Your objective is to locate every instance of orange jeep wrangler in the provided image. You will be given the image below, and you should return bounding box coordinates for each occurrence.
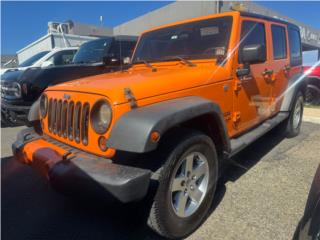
[13,11,306,239]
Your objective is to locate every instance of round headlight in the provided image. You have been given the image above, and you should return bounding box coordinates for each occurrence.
[40,94,48,117]
[90,99,112,134]
[12,82,21,98]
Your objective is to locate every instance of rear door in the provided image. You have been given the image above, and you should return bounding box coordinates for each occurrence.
[269,22,290,113]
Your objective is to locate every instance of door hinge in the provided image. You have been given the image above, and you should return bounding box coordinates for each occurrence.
[234,80,242,92]
[124,87,137,109]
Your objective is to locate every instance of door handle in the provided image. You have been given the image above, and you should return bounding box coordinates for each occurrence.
[262,69,274,75]
[283,65,291,72]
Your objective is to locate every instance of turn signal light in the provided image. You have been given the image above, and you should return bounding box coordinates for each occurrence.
[98,136,108,152]
[150,131,160,142]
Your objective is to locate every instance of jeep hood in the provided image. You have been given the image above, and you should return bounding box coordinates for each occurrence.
[47,64,225,105]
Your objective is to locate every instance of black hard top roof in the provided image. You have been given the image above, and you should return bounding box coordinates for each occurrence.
[239,11,300,31]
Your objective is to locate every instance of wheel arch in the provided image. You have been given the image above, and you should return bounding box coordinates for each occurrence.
[280,72,307,112]
[107,96,231,154]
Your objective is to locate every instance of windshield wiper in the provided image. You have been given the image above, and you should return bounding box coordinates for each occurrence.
[169,56,196,67]
[134,60,157,72]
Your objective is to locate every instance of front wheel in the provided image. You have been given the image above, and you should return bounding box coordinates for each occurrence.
[147,130,218,239]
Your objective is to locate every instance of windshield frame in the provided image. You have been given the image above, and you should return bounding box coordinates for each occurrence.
[131,16,233,64]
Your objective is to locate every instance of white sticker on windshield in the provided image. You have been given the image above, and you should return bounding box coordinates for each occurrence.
[200,26,219,36]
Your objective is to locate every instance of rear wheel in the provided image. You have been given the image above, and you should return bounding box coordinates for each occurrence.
[282,91,304,138]
[147,130,218,239]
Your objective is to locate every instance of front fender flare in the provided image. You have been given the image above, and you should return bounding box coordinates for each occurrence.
[107,96,230,153]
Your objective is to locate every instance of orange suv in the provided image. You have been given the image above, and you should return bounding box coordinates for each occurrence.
[13,11,306,239]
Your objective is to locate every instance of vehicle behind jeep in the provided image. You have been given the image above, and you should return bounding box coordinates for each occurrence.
[304,63,320,105]
[1,36,137,126]
[13,11,306,239]
[0,48,77,75]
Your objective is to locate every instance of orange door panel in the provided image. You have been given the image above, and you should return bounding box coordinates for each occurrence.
[268,22,290,113]
[234,18,273,134]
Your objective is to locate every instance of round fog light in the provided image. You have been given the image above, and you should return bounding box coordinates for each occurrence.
[98,136,108,152]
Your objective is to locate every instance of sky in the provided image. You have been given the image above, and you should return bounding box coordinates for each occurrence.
[1,1,320,55]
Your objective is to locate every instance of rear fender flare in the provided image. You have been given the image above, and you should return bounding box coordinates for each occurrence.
[280,73,307,112]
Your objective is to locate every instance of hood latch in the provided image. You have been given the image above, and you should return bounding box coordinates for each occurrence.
[124,87,137,109]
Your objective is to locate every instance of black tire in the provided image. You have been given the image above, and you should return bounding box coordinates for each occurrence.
[147,129,218,239]
[282,91,304,138]
[306,84,320,106]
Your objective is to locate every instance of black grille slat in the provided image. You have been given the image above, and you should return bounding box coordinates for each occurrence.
[74,102,82,143]
[57,100,62,136]
[48,99,53,132]
[68,101,74,141]
[81,103,90,146]
[52,99,57,134]
[61,101,68,138]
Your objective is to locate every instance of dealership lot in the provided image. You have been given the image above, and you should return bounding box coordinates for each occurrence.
[2,120,320,240]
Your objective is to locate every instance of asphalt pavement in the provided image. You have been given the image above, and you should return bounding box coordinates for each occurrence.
[1,120,320,240]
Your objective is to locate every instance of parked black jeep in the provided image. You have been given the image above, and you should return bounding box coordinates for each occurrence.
[1,36,137,126]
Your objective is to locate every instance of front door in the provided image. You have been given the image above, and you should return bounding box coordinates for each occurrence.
[233,18,273,134]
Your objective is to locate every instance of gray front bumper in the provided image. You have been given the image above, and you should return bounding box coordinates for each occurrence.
[12,128,151,203]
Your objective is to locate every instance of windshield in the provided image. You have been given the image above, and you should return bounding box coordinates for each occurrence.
[18,51,50,67]
[132,16,233,63]
[73,38,113,64]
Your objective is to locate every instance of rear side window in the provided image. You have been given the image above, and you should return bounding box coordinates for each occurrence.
[109,40,137,59]
[239,21,266,63]
[288,28,302,66]
[271,25,287,59]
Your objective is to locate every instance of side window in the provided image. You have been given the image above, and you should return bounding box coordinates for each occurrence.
[239,21,266,63]
[271,25,287,59]
[123,41,137,58]
[47,50,76,66]
[108,41,136,59]
[288,28,302,66]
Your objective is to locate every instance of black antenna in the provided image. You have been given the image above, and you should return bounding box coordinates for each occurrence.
[119,36,123,71]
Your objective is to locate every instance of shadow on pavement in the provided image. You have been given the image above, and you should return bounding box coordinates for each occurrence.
[2,124,312,240]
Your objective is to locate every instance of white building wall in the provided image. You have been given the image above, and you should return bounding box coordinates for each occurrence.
[113,1,219,36]
[17,34,53,63]
[17,33,98,64]
[52,33,97,49]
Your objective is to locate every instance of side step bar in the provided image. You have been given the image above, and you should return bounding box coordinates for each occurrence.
[229,112,289,157]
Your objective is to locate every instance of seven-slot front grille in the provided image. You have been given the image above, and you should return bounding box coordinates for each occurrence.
[47,98,90,146]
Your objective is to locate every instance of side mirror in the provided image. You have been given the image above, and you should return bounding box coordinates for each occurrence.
[241,44,266,64]
[103,56,121,66]
[41,61,53,68]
